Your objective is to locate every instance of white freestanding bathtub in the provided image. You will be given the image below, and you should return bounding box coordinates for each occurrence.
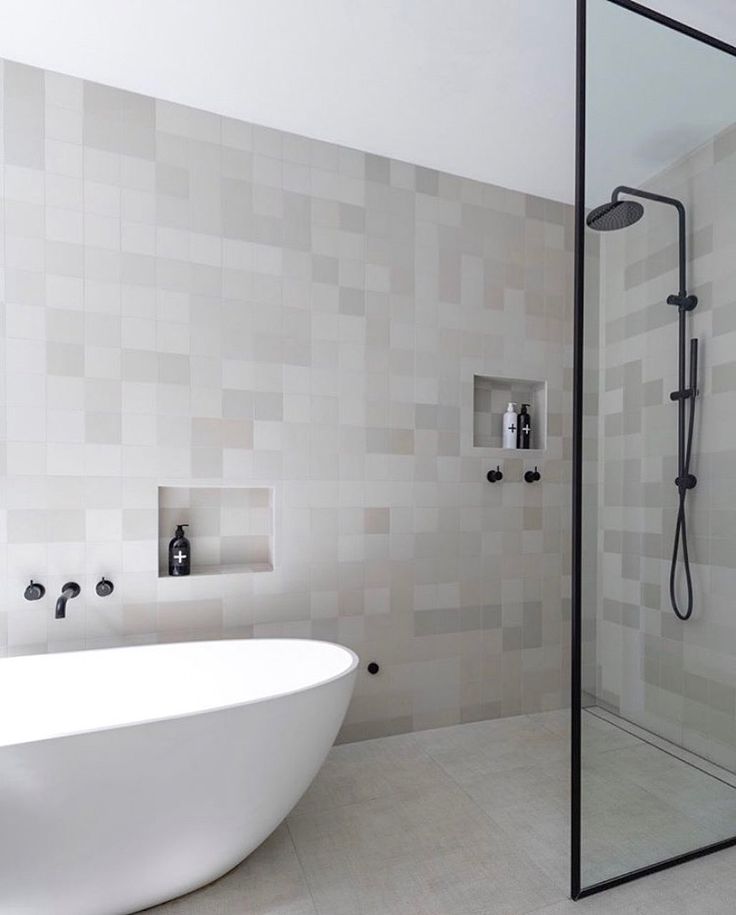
[0,638,358,915]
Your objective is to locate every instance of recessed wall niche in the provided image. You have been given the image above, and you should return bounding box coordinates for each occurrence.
[158,486,274,578]
[473,374,547,451]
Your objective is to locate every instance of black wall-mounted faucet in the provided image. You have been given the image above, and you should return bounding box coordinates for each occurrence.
[55,582,80,619]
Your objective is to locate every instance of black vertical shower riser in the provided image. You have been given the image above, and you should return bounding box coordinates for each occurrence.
[657,189,699,622]
[586,183,699,621]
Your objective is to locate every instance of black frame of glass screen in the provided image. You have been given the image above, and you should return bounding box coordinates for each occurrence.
[572,0,736,900]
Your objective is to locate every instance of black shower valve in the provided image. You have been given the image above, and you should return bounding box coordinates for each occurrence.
[486,465,503,483]
[24,580,45,601]
[524,466,541,483]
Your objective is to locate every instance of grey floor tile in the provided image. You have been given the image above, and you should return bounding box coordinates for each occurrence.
[141,824,317,914]
[416,714,569,783]
[141,710,736,915]
[481,793,570,893]
[527,708,570,737]
[292,730,446,817]
[287,780,563,915]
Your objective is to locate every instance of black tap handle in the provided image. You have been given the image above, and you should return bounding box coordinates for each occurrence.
[24,580,45,601]
[96,578,114,598]
[524,466,541,483]
[486,465,503,483]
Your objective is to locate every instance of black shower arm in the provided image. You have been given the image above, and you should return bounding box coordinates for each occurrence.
[611,185,687,296]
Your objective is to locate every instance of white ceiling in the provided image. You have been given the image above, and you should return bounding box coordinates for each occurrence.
[0,1,735,203]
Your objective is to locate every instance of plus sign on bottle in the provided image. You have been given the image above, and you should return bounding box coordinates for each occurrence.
[168,524,191,576]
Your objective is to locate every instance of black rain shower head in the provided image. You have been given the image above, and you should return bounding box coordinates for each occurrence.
[586,199,645,231]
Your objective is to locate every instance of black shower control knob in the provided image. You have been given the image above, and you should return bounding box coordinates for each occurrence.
[96,578,114,597]
[486,466,503,483]
[524,466,541,483]
[367,662,380,675]
[24,580,45,601]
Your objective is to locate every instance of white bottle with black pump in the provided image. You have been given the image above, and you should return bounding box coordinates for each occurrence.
[502,402,519,450]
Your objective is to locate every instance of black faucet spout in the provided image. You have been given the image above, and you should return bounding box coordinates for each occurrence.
[55,582,81,619]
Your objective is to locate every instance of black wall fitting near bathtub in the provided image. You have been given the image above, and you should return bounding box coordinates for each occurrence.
[24,580,45,601]
[367,662,380,675]
[486,466,504,483]
[95,578,114,597]
[55,582,80,619]
[524,466,541,483]
[587,184,698,620]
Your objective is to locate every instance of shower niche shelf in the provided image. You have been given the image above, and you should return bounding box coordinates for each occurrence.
[157,485,274,578]
[473,374,547,452]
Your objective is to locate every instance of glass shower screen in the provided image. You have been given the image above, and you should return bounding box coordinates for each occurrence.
[573,0,736,898]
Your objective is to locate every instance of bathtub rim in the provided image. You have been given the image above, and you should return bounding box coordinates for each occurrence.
[0,638,359,749]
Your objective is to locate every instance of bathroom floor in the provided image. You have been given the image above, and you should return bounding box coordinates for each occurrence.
[143,710,736,915]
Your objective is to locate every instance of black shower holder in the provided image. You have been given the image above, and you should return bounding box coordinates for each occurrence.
[667,292,698,311]
[669,388,695,402]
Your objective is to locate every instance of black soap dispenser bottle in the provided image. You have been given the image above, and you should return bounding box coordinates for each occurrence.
[517,404,532,449]
[168,524,191,576]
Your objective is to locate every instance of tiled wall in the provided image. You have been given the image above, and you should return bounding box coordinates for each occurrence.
[0,59,574,741]
[593,123,736,770]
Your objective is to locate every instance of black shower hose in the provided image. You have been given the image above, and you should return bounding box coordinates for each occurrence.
[669,352,697,621]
